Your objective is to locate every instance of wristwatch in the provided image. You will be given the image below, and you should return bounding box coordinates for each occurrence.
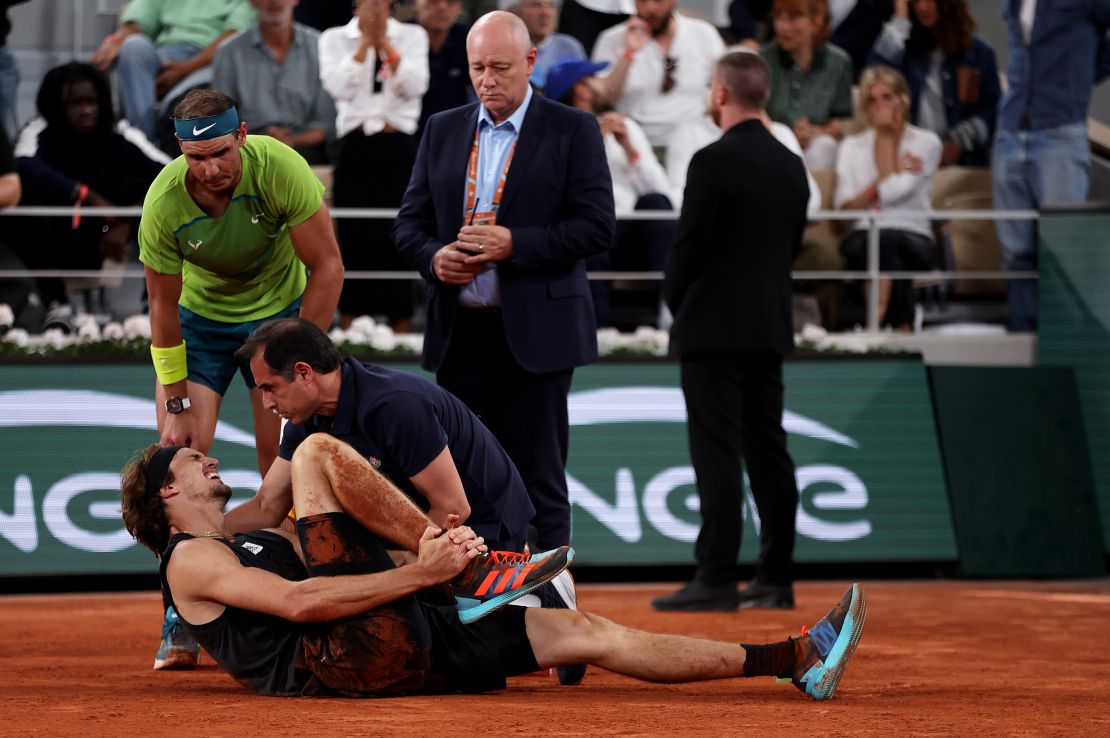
[165,396,192,414]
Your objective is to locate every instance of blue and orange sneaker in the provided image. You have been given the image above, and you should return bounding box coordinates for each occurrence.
[789,583,867,700]
[449,546,574,624]
[153,605,201,670]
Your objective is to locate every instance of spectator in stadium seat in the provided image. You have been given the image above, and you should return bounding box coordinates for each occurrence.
[0,1,29,140]
[213,0,336,165]
[319,0,429,332]
[665,97,820,216]
[592,0,725,151]
[507,0,586,88]
[867,0,999,167]
[0,123,26,322]
[732,0,894,79]
[90,0,256,140]
[559,0,631,58]
[0,125,17,207]
[414,0,475,139]
[760,0,854,172]
[991,0,1110,332]
[546,57,674,327]
[12,63,167,332]
[834,64,940,330]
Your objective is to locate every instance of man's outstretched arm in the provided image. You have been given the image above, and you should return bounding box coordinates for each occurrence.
[167,525,481,624]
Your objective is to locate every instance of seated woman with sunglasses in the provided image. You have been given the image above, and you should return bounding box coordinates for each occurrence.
[834,65,941,331]
[591,0,725,153]
[760,0,853,171]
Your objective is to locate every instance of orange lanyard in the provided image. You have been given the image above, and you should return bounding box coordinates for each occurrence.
[464,125,517,223]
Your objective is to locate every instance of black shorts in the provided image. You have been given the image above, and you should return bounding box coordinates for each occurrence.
[294,512,538,697]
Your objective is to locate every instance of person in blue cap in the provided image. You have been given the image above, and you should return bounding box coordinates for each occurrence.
[546,56,676,328]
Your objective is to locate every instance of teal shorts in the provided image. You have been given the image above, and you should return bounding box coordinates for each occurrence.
[179,298,302,396]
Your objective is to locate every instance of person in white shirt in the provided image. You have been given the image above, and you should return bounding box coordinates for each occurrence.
[834,64,940,330]
[665,108,821,216]
[592,0,725,149]
[560,0,634,57]
[546,56,675,327]
[319,0,430,332]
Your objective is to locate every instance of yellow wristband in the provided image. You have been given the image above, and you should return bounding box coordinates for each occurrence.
[150,341,188,385]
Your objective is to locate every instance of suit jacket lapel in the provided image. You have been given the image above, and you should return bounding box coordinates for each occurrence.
[498,93,546,219]
[444,105,481,229]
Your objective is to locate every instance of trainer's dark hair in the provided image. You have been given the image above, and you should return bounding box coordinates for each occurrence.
[717,51,770,111]
[235,318,342,381]
[173,88,237,120]
[36,62,115,133]
[120,444,176,556]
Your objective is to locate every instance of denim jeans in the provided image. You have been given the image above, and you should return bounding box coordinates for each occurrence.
[116,36,200,138]
[0,45,19,140]
[992,121,1090,331]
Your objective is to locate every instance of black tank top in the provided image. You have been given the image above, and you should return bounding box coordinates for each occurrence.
[159,531,315,696]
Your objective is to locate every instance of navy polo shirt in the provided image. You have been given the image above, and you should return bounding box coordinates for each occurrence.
[279,357,535,550]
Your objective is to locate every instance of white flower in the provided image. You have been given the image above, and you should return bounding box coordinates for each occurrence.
[829,335,874,353]
[3,327,28,347]
[77,322,101,341]
[0,303,14,329]
[122,314,151,339]
[42,328,68,349]
[369,324,396,352]
[629,325,667,356]
[74,312,98,331]
[596,327,620,355]
[799,323,828,343]
[348,315,377,339]
[394,333,423,355]
[102,322,124,340]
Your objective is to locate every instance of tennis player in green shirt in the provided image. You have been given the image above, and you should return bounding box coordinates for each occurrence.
[139,88,343,669]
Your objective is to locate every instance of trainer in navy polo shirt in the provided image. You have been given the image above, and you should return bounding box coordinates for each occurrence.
[278,356,535,551]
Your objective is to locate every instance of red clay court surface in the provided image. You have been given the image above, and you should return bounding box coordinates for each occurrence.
[2,580,1108,736]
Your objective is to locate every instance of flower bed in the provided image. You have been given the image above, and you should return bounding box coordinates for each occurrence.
[0,306,905,360]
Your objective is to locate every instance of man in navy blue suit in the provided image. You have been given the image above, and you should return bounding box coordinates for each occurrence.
[394,10,615,551]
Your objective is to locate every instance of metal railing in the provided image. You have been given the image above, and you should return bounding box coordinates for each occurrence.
[0,205,1039,331]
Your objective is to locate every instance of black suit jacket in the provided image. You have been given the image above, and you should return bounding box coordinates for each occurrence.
[664,119,808,356]
[393,94,616,374]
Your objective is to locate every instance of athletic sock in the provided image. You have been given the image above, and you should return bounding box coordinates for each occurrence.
[741,639,796,678]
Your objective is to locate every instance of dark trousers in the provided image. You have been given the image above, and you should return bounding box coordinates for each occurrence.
[588,192,675,327]
[681,351,799,586]
[558,0,628,56]
[437,309,574,549]
[840,228,935,327]
[333,129,416,321]
[11,216,112,307]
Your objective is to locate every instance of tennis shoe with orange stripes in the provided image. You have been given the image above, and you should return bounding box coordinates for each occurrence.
[449,546,575,624]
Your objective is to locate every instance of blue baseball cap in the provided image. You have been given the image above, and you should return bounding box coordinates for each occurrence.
[545,58,610,103]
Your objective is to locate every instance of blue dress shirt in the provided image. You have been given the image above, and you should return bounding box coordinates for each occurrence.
[458,84,534,308]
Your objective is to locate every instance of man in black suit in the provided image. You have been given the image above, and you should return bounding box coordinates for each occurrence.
[393,10,615,551]
[653,50,808,612]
